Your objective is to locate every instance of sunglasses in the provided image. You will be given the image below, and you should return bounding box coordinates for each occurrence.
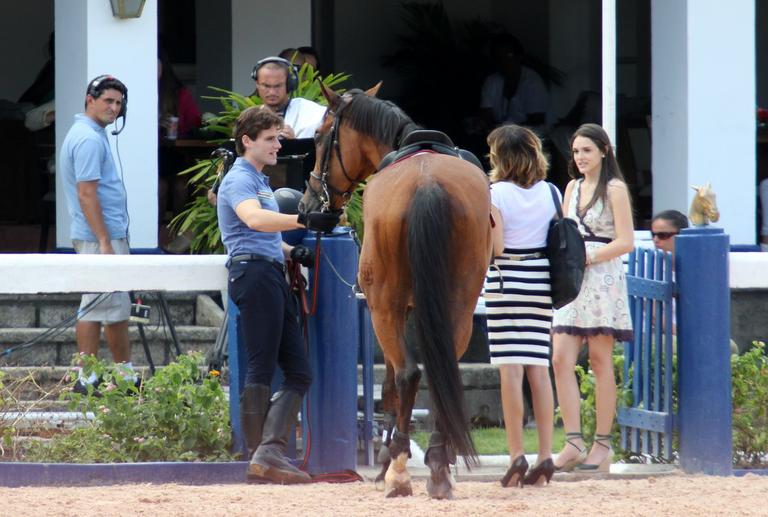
[651,231,678,240]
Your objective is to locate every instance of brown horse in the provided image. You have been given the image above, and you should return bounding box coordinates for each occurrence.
[299,84,492,499]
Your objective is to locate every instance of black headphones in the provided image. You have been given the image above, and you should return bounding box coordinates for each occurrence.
[250,57,299,94]
[86,75,128,135]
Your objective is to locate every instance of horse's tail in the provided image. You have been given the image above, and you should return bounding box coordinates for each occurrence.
[406,181,478,467]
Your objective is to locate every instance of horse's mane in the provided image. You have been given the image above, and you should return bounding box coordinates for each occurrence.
[340,89,420,149]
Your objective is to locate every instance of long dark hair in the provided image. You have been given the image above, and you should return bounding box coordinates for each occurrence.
[568,123,626,215]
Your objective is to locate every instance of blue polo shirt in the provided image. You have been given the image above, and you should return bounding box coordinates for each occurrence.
[60,114,128,241]
[217,157,284,262]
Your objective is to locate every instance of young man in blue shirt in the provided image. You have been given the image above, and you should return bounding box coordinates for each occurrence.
[60,75,136,393]
[217,106,339,484]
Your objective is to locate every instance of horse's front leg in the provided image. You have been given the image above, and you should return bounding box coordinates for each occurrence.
[374,362,397,486]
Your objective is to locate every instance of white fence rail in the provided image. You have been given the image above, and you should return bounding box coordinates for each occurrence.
[0,251,765,294]
[0,254,227,294]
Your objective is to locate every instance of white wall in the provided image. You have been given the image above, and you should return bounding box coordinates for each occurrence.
[652,0,756,244]
[55,0,158,250]
[0,2,54,102]
[230,0,311,97]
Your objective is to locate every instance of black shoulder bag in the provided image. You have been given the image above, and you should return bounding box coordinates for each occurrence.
[546,183,586,309]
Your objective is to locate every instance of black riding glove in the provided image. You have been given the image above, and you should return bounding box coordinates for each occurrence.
[290,244,315,268]
[298,211,341,233]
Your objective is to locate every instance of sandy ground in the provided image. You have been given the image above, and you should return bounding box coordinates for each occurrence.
[2,474,767,516]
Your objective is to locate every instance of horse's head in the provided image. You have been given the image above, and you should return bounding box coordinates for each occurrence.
[689,182,720,226]
[299,82,387,214]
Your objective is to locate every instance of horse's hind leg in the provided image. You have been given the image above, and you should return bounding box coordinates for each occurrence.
[383,362,420,497]
[373,311,421,498]
[425,423,457,499]
[424,310,473,499]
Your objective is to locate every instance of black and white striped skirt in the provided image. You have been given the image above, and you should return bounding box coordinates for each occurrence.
[484,247,553,366]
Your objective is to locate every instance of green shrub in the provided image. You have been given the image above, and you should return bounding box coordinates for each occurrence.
[731,341,768,468]
[25,353,233,463]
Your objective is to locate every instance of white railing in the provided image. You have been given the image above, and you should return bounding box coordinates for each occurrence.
[0,250,765,294]
[0,254,227,294]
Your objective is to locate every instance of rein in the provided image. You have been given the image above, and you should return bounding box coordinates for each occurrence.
[306,99,366,213]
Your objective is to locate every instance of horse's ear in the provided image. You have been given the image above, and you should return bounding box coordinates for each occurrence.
[318,81,342,111]
[691,185,700,193]
[365,82,383,98]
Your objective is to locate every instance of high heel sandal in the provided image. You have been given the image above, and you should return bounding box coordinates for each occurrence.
[554,432,587,472]
[522,458,555,486]
[575,434,613,473]
[500,454,528,488]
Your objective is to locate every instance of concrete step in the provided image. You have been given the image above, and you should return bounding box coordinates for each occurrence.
[0,292,223,328]
[0,325,220,366]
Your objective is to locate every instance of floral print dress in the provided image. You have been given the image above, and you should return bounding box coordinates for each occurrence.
[551,179,634,341]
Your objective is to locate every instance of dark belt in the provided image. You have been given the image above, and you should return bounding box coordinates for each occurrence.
[584,236,612,244]
[227,253,285,272]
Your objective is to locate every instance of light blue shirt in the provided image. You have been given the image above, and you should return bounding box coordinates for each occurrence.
[60,114,128,241]
[217,157,284,262]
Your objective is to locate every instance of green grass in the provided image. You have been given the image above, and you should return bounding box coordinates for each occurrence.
[412,426,565,455]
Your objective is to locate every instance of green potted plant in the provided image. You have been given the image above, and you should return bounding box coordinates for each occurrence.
[170,64,350,254]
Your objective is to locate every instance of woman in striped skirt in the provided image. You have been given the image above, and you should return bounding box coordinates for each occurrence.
[485,125,558,487]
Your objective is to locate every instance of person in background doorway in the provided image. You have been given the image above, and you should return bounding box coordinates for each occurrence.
[158,48,202,223]
[480,34,550,134]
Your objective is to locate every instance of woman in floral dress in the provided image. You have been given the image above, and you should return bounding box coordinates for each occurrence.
[551,124,634,473]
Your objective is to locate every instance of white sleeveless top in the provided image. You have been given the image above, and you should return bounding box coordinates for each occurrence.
[490,180,559,249]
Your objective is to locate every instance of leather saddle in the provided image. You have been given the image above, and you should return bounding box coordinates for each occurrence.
[377,129,483,172]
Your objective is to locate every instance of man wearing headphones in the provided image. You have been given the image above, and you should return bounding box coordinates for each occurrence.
[60,75,135,394]
[251,56,326,139]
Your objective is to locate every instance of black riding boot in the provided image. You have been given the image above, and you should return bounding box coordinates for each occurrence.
[240,384,271,459]
[248,390,311,484]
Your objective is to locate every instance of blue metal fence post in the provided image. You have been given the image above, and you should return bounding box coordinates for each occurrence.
[357,296,375,466]
[302,227,360,474]
[675,227,732,475]
[226,299,247,458]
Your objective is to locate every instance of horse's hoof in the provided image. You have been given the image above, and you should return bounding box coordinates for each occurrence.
[426,467,455,500]
[384,481,413,498]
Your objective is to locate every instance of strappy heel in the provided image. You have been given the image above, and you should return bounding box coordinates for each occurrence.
[554,432,587,472]
[522,458,555,486]
[575,434,613,473]
[500,454,528,488]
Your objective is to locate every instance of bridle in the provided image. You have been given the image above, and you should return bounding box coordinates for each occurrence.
[305,96,366,213]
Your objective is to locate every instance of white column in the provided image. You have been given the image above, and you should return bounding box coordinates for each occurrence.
[652,0,755,244]
[55,0,158,251]
[230,0,311,96]
[601,0,617,148]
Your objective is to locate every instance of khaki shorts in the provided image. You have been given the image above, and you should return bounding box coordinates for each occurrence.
[73,238,131,323]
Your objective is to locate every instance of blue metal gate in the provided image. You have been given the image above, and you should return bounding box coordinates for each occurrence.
[617,247,676,459]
